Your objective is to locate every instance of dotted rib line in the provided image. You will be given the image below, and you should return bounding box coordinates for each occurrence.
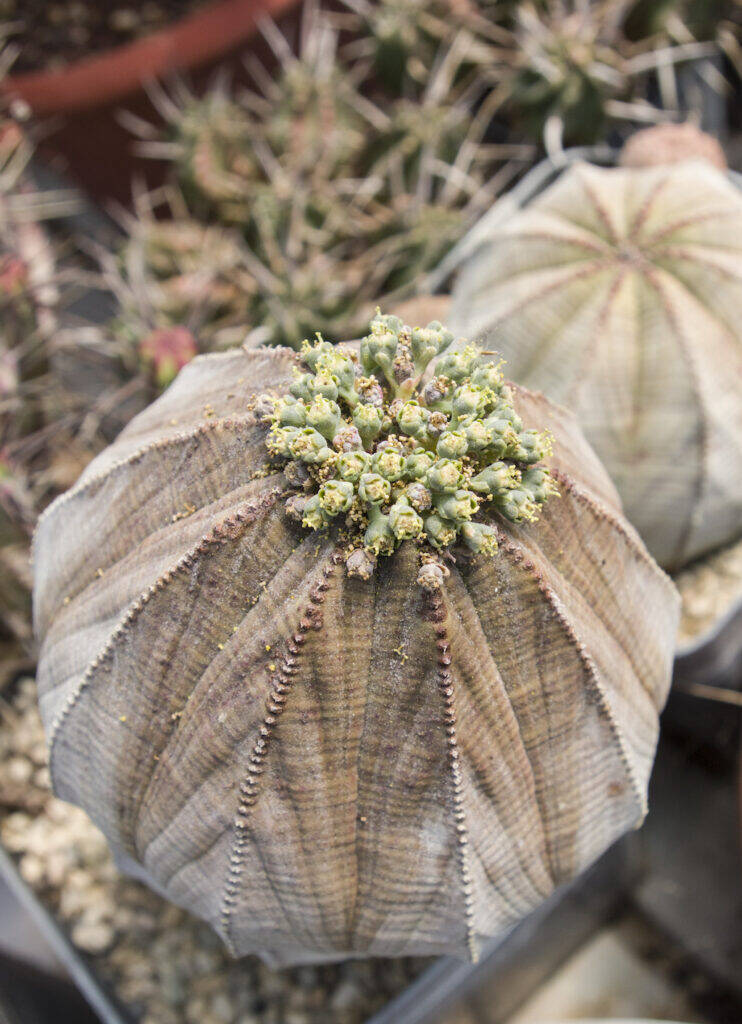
[425,588,478,963]
[219,551,341,955]
[33,412,260,558]
[47,492,281,793]
[549,468,676,592]
[495,530,647,820]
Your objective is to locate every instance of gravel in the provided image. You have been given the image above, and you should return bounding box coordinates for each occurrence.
[0,678,429,1024]
[674,536,742,648]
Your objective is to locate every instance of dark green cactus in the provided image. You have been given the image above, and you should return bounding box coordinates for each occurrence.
[258,312,556,582]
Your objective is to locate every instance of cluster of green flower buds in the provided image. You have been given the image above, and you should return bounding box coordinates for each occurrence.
[258,312,557,582]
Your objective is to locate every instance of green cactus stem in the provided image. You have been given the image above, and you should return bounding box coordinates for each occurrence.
[257,312,557,582]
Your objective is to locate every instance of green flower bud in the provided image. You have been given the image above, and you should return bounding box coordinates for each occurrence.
[397,400,429,439]
[336,450,371,482]
[471,362,504,393]
[301,337,335,371]
[275,396,306,428]
[435,488,479,522]
[370,312,403,335]
[426,411,449,439]
[452,383,491,419]
[302,494,330,531]
[290,373,314,401]
[496,488,539,523]
[353,403,383,444]
[358,472,391,505]
[364,507,395,555]
[318,479,355,516]
[306,395,341,440]
[436,430,469,459]
[372,448,406,481]
[410,321,454,370]
[310,370,339,401]
[267,425,300,457]
[521,466,558,503]
[316,349,356,392]
[388,498,424,540]
[509,429,552,464]
[405,449,435,480]
[289,427,333,464]
[435,345,479,382]
[461,521,499,556]
[483,415,519,459]
[426,459,463,494]
[464,419,493,451]
[424,514,457,549]
[470,462,521,497]
[361,316,400,377]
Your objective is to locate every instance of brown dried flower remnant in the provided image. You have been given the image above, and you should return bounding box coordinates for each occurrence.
[258,312,557,581]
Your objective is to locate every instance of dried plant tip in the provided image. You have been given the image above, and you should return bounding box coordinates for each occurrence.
[416,561,449,592]
[285,494,311,522]
[345,548,376,580]
[253,394,277,421]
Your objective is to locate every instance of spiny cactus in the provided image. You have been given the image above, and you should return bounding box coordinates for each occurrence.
[508,0,629,143]
[100,203,257,357]
[259,312,556,581]
[0,112,77,660]
[34,311,679,964]
[448,127,742,570]
[124,5,513,350]
[340,0,499,95]
[152,88,258,225]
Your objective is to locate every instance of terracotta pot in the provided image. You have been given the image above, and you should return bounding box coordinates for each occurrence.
[0,0,301,204]
[2,0,299,115]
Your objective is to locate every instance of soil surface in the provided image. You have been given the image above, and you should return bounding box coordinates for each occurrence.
[1,0,209,75]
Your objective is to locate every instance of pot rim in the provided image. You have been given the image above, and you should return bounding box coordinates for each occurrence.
[0,0,299,116]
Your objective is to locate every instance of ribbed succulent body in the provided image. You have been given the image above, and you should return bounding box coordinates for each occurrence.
[449,157,742,570]
[34,314,679,965]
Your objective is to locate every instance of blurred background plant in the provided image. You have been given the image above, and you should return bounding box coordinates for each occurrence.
[0,109,78,676]
[89,0,737,359]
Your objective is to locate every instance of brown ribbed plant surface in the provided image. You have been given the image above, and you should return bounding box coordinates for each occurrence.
[449,159,742,570]
[33,343,679,966]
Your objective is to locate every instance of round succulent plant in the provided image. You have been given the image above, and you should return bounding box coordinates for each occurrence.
[34,312,678,965]
[448,131,742,570]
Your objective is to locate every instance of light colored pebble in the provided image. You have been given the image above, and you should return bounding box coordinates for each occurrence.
[675,535,742,645]
[0,678,427,1023]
